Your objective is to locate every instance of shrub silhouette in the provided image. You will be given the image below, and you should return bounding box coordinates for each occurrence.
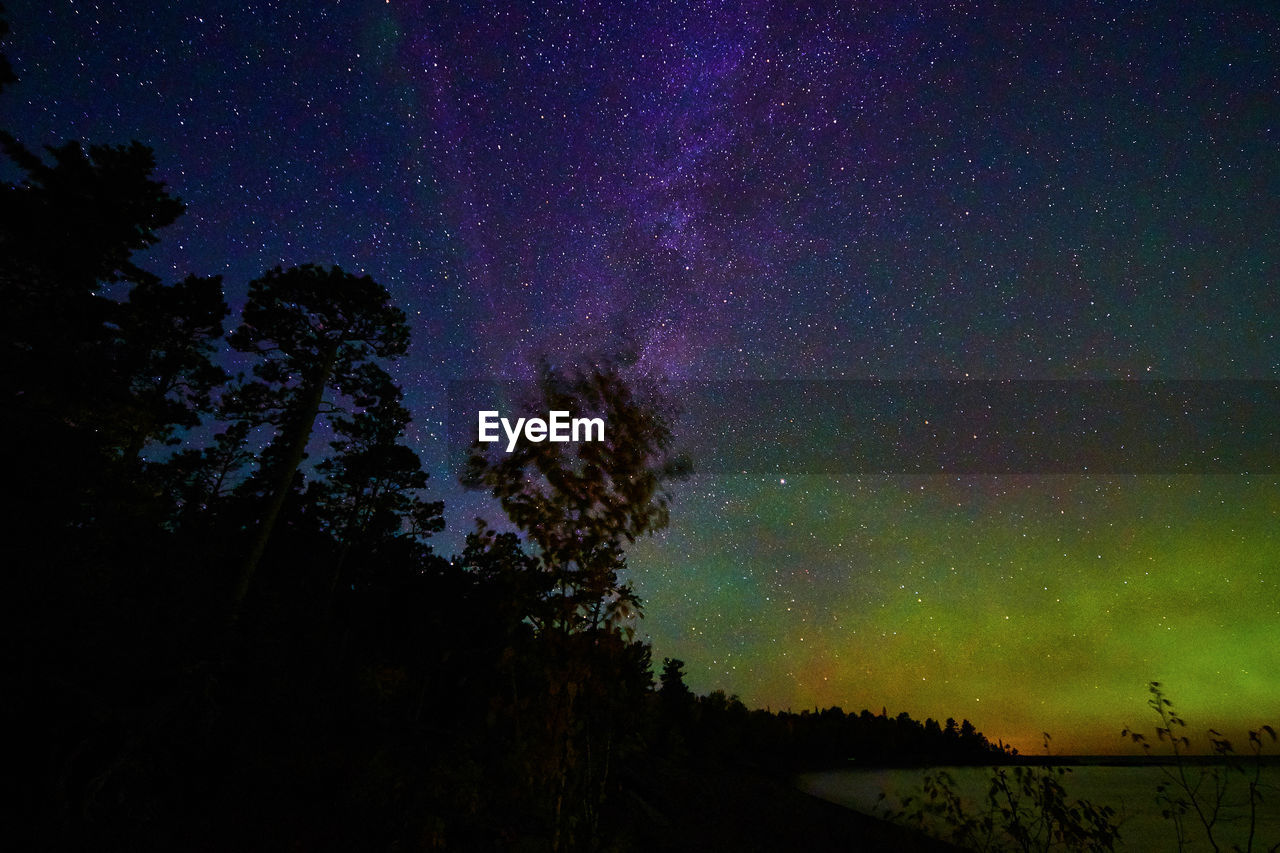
[1122,681,1277,853]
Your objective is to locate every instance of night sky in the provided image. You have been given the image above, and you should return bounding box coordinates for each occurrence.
[6,1,1278,753]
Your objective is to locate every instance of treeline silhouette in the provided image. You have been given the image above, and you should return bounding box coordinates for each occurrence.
[2,12,1002,851]
[654,659,1008,771]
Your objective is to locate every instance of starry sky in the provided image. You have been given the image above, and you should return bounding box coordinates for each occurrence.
[6,1,1278,753]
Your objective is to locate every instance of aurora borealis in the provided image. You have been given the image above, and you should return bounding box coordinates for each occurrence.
[633,474,1278,753]
[6,1,1277,754]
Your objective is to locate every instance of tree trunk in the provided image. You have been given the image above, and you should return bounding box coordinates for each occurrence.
[229,344,337,620]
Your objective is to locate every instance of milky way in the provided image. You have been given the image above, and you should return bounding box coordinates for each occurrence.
[6,0,1277,752]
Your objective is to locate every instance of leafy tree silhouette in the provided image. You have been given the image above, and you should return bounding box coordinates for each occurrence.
[0,134,182,293]
[226,263,409,617]
[0,132,185,403]
[462,356,686,851]
[109,274,229,470]
[309,388,443,615]
[463,356,686,636]
[160,420,256,530]
[659,656,692,698]
[1,126,202,534]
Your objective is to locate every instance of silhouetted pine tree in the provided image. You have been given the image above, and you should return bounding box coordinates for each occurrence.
[226,263,409,616]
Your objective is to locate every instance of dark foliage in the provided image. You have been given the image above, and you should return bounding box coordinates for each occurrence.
[3,27,1008,850]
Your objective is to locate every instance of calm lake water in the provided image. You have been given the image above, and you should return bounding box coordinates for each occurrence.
[798,765,1280,851]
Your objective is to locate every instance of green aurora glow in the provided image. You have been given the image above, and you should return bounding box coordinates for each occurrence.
[634,475,1279,754]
